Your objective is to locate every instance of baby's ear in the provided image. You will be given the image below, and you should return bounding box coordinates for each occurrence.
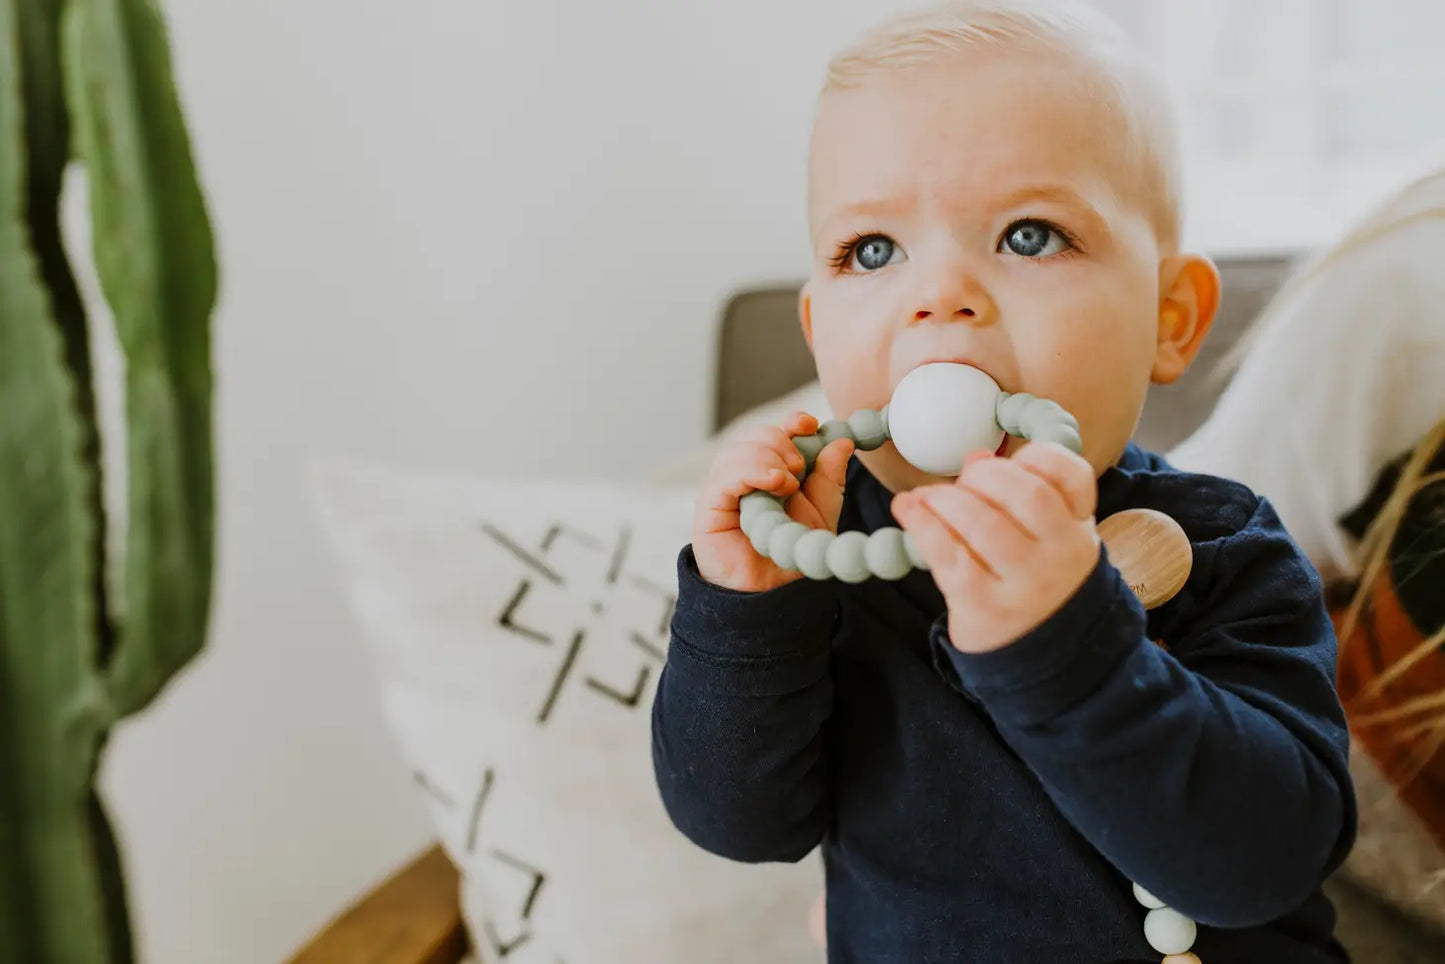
[798,283,815,351]
[1151,254,1220,385]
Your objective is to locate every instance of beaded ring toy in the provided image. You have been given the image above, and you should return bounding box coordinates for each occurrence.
[739,363,1081,584]
[742,362,1204,962]
[739,362,1192,609]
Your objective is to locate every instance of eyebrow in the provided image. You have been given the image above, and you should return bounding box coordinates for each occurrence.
[813,183,1114,246]
[811,197,913,244]
[989,184,1112,237]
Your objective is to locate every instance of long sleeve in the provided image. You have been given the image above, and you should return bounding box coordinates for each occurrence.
[651,546,838,863]
[938,495,1356,929]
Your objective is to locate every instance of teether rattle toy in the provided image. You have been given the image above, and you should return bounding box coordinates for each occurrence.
[739,363,1192,609]
[740,362,1203,962]
[739,363,1083,583]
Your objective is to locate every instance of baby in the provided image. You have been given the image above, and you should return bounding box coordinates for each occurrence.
[651,2,1356,961]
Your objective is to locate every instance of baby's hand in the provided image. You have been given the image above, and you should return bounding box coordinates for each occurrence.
[693,411,854,593]
[891,442,1100,654]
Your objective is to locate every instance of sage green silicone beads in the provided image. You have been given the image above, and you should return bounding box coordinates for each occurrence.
[997,392,1082,452]
[736,409,923,581]
[736,390,1081,582]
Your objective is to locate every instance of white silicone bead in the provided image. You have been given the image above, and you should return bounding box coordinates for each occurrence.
[793,529,835,580]
[865,528,911,580]
[767,521,810,571]
[1143,908,1197,956]
[1133,883,1167,910]
[827,531,871,583]
[886,363,1004,476]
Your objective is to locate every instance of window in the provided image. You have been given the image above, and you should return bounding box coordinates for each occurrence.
[1100,0,1445,251]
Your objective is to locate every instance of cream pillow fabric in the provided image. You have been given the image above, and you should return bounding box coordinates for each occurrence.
[649,380,831,487]
[1167,175,1445,582]
[313,460,823,963]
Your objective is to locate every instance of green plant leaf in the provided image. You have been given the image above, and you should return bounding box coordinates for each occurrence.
[62,0,217,716]
[20,0,114,653]
[1,0,115,959]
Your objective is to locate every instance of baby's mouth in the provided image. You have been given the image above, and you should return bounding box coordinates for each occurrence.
[907,355,1004,389]
[897,356,1015,400]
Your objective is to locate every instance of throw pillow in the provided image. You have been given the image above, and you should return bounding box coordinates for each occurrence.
[312,459,823,963]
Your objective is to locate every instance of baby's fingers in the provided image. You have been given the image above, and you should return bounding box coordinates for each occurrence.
[783,409,821,439]
[697,445,802,532]
[732,423,808,476]
[796,438,854,530]
[722,446,803,501]
[891,489,987,596]
[1011,441,1097,520]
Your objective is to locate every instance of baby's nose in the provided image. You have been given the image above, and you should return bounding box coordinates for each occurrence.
[912,274,994,325]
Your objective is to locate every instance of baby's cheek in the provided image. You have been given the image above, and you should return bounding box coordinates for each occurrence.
[816,334,892,412]
[1078,380,1150,470]
[1041,351,1147,464]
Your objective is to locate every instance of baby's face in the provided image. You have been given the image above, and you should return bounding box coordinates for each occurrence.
[803,52,1177,492]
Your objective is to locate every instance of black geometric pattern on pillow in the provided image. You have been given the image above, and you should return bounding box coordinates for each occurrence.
[481,520,676,725]
[399,517,686,960]
[412,765,564,961]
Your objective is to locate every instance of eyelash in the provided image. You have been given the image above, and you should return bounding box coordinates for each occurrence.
[1004,219,1082,260]
[827,233,873,272]
[826,219,1082,273]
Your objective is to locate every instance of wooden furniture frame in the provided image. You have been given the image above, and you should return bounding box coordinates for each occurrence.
[285,846,468,964]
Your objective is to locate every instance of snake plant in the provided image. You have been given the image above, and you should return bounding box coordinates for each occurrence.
[1,0,216,960]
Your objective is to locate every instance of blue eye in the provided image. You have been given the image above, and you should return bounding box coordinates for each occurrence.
[849,235,903,271]
[1001,220,1071,258]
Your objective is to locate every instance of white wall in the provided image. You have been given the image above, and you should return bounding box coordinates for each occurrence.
[93,3,901,961]
[81,2,1424,962]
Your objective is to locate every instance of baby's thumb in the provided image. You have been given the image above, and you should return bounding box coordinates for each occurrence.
[801,438,854,530]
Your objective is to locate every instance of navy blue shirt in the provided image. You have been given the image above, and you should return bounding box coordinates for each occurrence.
[652,445,1357,963]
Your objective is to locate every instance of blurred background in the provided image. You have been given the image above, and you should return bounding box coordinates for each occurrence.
[77,1,1445,961]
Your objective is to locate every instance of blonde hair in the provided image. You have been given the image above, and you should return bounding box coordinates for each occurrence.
[817,0,1182,249]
